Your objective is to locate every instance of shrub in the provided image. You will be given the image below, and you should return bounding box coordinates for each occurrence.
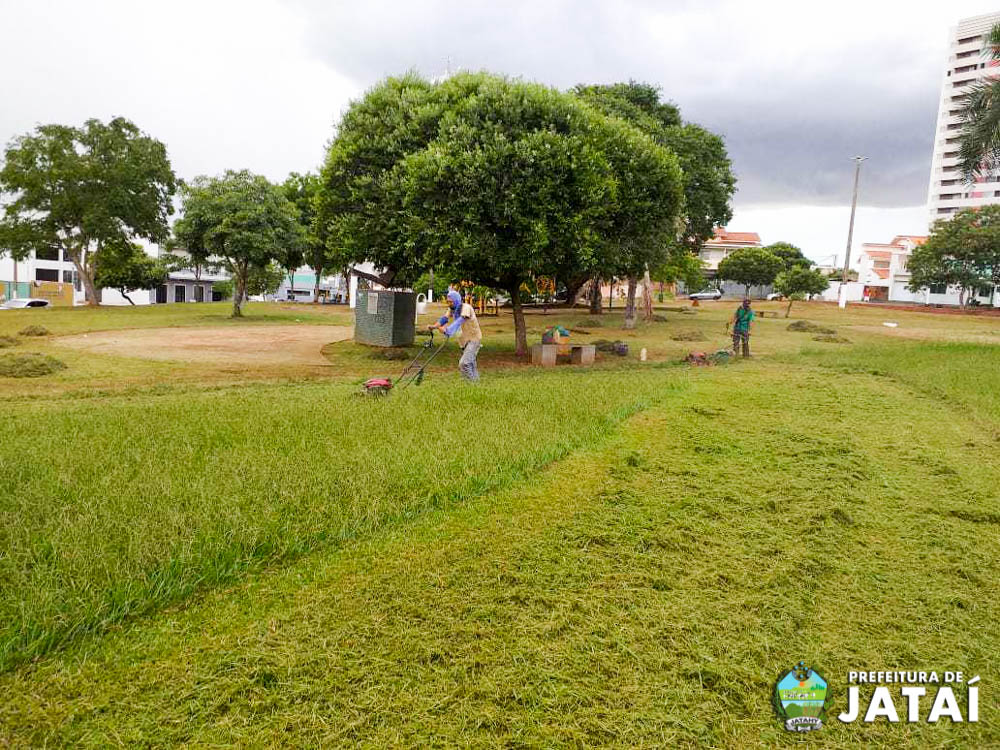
[0,353,67,378]
[18,325,50,337]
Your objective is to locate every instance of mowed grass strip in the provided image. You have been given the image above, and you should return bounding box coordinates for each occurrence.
[1,361,997,747]
[0,368,686,671]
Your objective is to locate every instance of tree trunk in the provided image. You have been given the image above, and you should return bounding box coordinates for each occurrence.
[121,289,135,305]
[785,298,793,318]
[313,264,323,303]
[959,287,966,308]
[510,285,528,357]
[641,268,654,322]
[745,283,751,300]
[71,248,100,306]
[588,276,603,314]
[624,275,637,329]
[562,275,586,308]
[233,263,248,317]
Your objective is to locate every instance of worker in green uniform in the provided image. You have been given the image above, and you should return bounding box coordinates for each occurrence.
[728,298,755,357]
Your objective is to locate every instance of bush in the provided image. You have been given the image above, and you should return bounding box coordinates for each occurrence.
[0,335,20,349]
[18,325,50,337]
[0,353,67,378]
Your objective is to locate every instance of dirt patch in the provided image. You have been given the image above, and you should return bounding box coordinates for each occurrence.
[56,325,353,366]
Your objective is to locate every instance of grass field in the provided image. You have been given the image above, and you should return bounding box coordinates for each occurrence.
[1,299,999,747]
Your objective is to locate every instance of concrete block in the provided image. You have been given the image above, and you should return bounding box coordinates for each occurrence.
[530,343,558,366]
[571,344,595,365]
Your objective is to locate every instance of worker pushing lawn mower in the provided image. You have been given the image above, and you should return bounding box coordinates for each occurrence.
[429,286,483,381]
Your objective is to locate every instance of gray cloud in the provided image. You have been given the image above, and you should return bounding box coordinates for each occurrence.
[287,0,987,208]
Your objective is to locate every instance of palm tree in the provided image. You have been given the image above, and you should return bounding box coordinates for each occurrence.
[959,23,1000,182]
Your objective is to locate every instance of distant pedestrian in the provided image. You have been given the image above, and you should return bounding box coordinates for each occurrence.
[728,298,755,357]
[430,286,483,381]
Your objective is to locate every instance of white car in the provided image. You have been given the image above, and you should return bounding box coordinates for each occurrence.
[688,289,723,301]
[766,292,785,301]
[0,298,50,309]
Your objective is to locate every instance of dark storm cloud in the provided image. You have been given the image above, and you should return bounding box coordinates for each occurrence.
[287,0,956,208]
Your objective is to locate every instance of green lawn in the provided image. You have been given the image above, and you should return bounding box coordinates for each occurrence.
[1,301,998,747]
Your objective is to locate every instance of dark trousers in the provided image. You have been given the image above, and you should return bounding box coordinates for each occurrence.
[732,330,750,357]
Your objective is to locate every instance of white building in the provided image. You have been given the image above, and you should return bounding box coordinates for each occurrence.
[698,228,762,272]
[855,234,998,306]
[1,250,83,305]
[927,12,1000,224]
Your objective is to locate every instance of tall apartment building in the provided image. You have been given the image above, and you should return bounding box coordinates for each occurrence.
[927,12,1000,225]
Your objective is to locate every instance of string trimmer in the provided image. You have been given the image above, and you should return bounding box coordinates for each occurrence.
[361,329,448,396]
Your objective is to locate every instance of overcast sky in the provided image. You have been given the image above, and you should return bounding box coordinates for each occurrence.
[3,0,999,262]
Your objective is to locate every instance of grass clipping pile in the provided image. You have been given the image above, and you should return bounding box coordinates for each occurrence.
[0,335,19,349]
[786,319,851,344]
[18,325,50,337]
[0,352,67,378]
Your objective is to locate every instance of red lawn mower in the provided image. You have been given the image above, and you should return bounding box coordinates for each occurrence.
[361,329,448,396]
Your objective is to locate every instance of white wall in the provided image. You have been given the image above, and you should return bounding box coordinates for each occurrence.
[100,288,153,306]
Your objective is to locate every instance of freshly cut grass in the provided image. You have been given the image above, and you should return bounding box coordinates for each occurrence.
[0,335,18,348]
[812,333,851,343]
[2,361,997,747]
[671,329,707,341]
[0,352,66,378]
[787,320,835,334]
[18,324,49,337]
[0,369,684,671]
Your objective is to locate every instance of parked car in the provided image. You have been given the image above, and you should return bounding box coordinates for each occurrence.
[0,298,50,310]
[688,288,723,301]
[766,292,785,301]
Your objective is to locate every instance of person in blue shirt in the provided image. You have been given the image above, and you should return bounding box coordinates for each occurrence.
[429,286,483,381]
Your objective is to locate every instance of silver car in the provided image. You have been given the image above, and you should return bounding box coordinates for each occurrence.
[688,289,723,301]
[0,298,50,309]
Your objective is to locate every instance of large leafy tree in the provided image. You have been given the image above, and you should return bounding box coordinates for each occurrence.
[317,72,684,355]
[958,23,1000,181]
[764,241,812,271]
[0,117,176,305]
[773,265,829,317]
[573,81,734,324]
[94,244,168,305]
[173,170,305,317]
[907,207,1000,306]
[717,247,784,298]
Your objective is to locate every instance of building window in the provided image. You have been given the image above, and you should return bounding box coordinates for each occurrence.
[174,284,186,303]
[958,35,982,44]
[35,246,59,261]
[62,270,74,283]
[929,283,947,294]
[939,193,960,200]
[937,207,957,214]
[35,268,59,282]
[873,260,890,269]
[941,179,958,186]
[978,285,994,298]
[194,284,205,303]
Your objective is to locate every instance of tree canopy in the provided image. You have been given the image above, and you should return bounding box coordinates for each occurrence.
[173,170,305,317]
[717,247,784,297]
[317,72,685,354]
[764,241,812,271]
[0,117,176,305]
[958,23,1000,182]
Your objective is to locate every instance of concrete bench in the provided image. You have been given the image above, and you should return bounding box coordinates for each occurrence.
[530,343,558,366]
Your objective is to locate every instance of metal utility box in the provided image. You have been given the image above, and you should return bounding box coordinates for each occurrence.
[354,289,416,347]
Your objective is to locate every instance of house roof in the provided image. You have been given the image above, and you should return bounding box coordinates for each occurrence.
[890,235,928,246]
[864,250,893,259]
[873,269,890,280]
[704,228,761,245]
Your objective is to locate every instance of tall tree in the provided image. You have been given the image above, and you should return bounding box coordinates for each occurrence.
[0,118,176,305]
[717,247,784,298]
[173,170,305,317]
[959,23,1000,181]
[573,81,734,326]
[317,72,683,354]
[93,244,168,305]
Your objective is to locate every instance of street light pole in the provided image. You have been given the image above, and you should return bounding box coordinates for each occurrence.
[842,156,867,283]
